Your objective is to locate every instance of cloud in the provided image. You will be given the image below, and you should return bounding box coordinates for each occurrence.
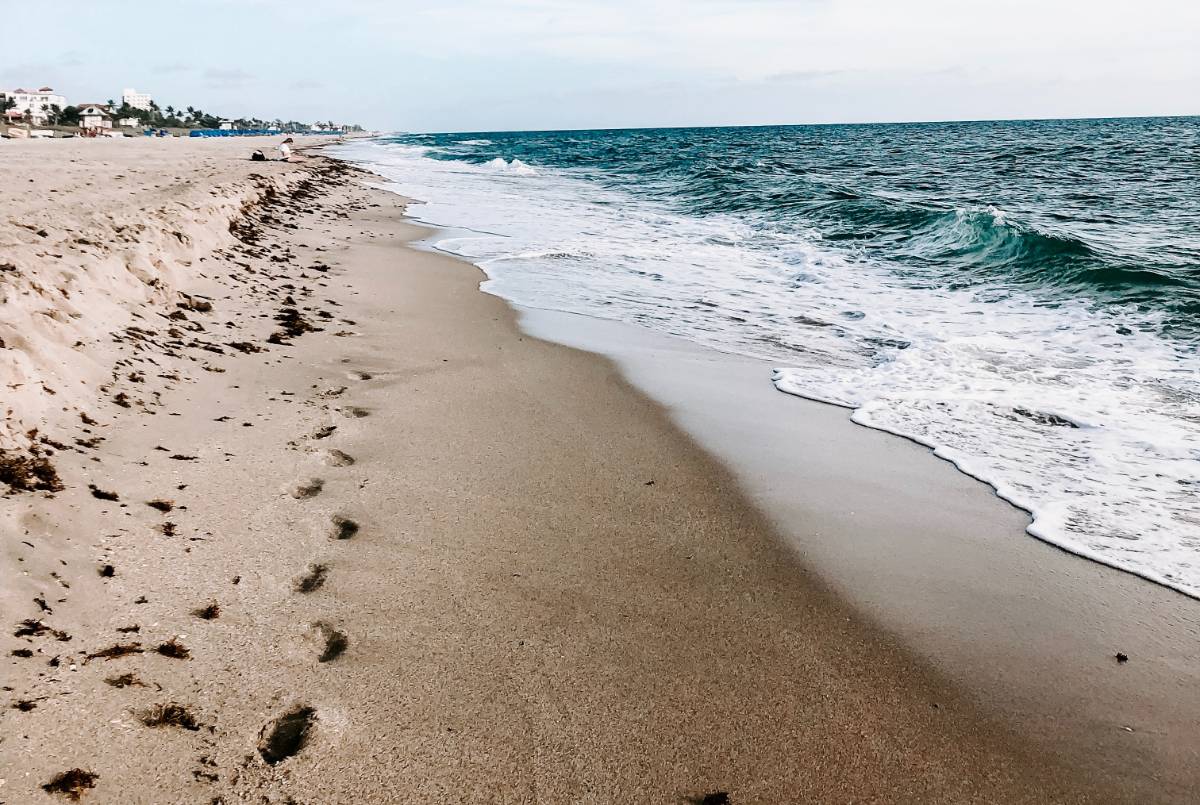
[763,69,847,84]
[2,0,1197,131]
[154,62,194,75]
[203,68,256,88]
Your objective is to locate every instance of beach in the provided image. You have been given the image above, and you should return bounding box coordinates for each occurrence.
[1,136,1196,804]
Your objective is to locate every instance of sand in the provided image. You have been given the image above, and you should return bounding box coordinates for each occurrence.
[0,136,1190,803]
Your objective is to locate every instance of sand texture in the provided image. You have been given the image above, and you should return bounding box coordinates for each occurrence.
[0,137,1178,803]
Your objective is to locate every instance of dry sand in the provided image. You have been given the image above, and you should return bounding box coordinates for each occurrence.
[0,137,1187,803]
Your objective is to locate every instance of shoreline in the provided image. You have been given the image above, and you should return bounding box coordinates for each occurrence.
[344,128,1200,606]
[403,213,1200,798]
[0,138,1192,802]
[512,304,1200,792]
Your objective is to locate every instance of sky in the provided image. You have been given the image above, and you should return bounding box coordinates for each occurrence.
[2,0,1198,132]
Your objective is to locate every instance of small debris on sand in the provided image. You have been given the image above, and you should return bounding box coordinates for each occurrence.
[0,449,63,492]
[179,293,213,313]
[86,643,144,661]
[104,672,146,688]
[141,702,202,731]
[690,793,731,805]
[192,602,220,620]
[41,768,99,800]
[154,638,191,659]
[146,499,174,512]
[14,619,71,641]
[88,484,119,501]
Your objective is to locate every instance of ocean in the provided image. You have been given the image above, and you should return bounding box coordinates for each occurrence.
[332,117,1200,598]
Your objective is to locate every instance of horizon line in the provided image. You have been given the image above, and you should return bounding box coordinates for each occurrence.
[394,112,1199,137]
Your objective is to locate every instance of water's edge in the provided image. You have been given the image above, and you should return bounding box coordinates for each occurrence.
[333,127,1200,600]
[355,173,1200,792]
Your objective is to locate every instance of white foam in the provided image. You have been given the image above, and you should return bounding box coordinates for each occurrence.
[332,139,1200,599]
[481,157,537,176]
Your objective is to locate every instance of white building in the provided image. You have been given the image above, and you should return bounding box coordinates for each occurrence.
[117,117,141,129]
[219,119,235,130]
[1,86,67,124]
[121,88,152,111]
[78,104,113,130]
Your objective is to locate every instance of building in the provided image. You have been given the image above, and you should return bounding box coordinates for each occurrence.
[219,119,235,130]
[121,88,152,111]
[1,86,67,124]
[117,117,141,129]
[78,104,113,130]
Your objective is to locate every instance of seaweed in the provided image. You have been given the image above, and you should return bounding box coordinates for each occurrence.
[41,769,98,800]
[0,449,63,492]
[141,702,201,731]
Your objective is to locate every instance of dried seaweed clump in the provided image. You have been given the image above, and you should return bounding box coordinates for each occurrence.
[141,702,201,731]
[41,768,98,800]
[0,448,63,492]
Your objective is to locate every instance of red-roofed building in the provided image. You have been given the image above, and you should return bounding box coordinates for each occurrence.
[1,86,67,124]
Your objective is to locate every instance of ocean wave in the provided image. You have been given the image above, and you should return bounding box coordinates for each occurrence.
[483,157,538,176]
[905,207,1096,275]
[335,121,1200,598]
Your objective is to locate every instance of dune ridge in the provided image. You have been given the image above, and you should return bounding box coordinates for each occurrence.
[0,140,331,459]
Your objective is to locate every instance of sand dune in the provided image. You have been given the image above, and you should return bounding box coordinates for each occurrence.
[0,139,334,462]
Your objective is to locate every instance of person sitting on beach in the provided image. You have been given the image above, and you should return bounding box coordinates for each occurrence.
[277,137,294,162]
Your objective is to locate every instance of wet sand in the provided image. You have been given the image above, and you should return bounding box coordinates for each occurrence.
[0,140,1190,802]
[518,306,1200,800]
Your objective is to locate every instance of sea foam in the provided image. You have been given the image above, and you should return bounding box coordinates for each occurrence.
[333,134,1200,599]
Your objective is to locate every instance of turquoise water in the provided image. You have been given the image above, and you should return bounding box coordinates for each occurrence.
[337,117,1200,597]
[403,118,1200,340]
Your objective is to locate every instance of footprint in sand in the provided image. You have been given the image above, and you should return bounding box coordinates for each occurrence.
[337,406,369,419]
[293,563,329,593]
[258,705,317,765]
[329,514,359,540]
[306,621,348,662]
[346,370,373,381]
[290,478,324,499]
[321,449,355,467]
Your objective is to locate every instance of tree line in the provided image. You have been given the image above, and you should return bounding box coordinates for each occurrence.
[1,95,361,132]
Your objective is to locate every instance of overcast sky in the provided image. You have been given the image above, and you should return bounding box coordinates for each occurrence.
[2,0,1197,132]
